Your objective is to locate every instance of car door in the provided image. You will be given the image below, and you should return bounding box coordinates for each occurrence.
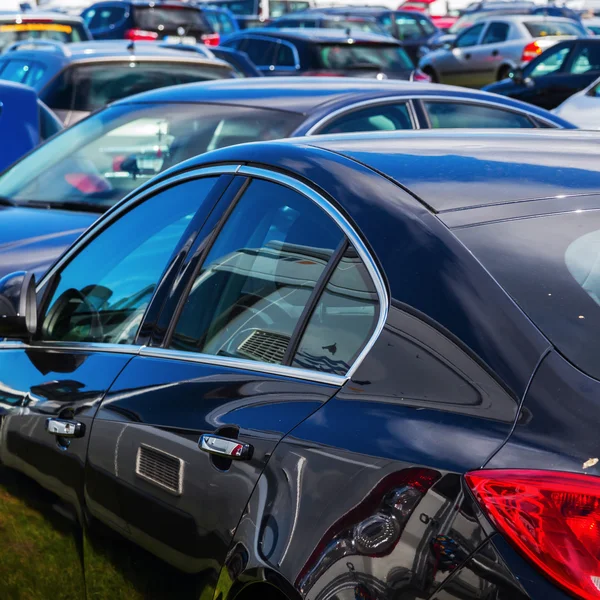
[436,23,485,86]
[468,21,511,86]
[83,171,374,598]
[0,176,225,599]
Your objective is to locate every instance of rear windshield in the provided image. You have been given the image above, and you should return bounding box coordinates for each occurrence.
[524,20,585,37]
[456,210,600,380]
[0,21,88,52]
[317,43,413,70]
[133,7,207,30]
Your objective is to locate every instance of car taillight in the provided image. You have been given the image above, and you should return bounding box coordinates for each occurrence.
[466,469,600,600]
[124,28,158,41]
[522,40,542,62]
[201,33,220,46]
[411,69,432,82]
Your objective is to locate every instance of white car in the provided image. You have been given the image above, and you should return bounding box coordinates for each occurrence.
[554,75,600,127]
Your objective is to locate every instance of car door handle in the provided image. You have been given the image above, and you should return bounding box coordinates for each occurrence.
[491,49,499,56]
[46,418,85,438]
[199,434,252,460]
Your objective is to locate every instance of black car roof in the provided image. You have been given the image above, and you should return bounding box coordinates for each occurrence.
[230,27,401,44]
[177,130,600,212]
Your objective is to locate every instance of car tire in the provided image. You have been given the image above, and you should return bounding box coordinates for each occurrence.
[497,65,511,81]
[422,67,439,83]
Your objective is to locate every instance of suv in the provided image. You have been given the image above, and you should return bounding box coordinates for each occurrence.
[0,40,234,125]
[0,11,91,53]
[220,28,421,79]
[80,0,238,46]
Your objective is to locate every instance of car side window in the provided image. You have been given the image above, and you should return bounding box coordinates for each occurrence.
[41,68,73,111]
[0,59,46,86]
[395,15,423,41]
[481,22,509,44]
[318,102,413,134]
[169,178,344,364]
[87,7,126,30]
[39,177,219,345]
[275,42,296,67]
[240,38,276,66]
[570,44,600,75]
[425,101,534,128]
[292,245,379,375]
[416,15,436,35]
[455,23,485,48]
[527,45,570,78]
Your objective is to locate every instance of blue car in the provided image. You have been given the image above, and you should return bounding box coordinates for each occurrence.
[0,77,573,278]
[0,80,61,173]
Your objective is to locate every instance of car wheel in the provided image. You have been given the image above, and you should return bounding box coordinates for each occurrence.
[497,65,511,81]
[422,67,439,83]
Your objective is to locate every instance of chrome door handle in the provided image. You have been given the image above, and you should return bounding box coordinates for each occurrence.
[46,418,85,438]
[199,434,252,460]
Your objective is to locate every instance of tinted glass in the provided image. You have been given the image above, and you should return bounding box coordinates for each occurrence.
[456,210,600,380]
[394,15,423,40]
[292,245,378,375]
[0,103,302,210]
[133,7,207,31]
[241,38,275,65]
[87,7,126,30]
[527,45,570,77]
[270,0,311,17]
[40,177,217,344]
[455,23,484,47]
[0,59,46,86]
[524,20,585,37]
[70,62,231,112]
[482,22,509,44]
[570,43,600,74]
[324,19,383,34]
[317,43,413,70]
[170,178,344,363]
[0,21,87,51]
[416,15,436,35]
[425,101,534,128]
[275,42,296,66]
[211,0,256,16]
[319,103,412,134]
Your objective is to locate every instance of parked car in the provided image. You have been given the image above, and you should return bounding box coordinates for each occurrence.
[303,7,442,63]
[419,15,588,87]
[160,42,263,77]
[220,28,424,78]
[80,0,236,46]
[0,80,61,172]
[264,12,387,36]
[484,37,600,109]
[0,40,234,125]
[0,77,573,278]
[195,0,313,29]
[584,16,600,34]
[0,11,91,53]
[553,72,600,126]
[3,129,600,600]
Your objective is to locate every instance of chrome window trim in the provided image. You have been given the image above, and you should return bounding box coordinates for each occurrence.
[28,163,388,384]
[306,94,562,134]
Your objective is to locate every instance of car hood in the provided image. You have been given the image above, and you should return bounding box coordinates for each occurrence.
[0,206,97,279]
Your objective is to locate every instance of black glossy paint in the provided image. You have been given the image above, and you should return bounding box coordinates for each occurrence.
[2,131,600,600]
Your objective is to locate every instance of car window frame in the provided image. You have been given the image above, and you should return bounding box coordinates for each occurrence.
[155,166,388,384]
[454,22,485,48]
[480,20,510,45]
[232,34,279,68]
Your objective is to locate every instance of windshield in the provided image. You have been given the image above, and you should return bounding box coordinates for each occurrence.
[0,103,303,210]
[0,21,87,52]
[457,210,600,381]
[317,43,413,70]
[524,20,586,37]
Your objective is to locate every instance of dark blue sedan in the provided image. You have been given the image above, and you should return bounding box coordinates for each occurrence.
[1,129,600,600]
[0,77,573,279]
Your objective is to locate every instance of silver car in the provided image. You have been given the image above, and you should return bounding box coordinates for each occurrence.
[419,15,587,87]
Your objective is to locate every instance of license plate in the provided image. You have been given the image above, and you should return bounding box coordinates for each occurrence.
[164,35,197,45]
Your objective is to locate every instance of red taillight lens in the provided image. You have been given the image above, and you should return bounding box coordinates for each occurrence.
[522,40,542,62]
[201,33,220,46]
[411,69,432,82]
[466,469,600,600]
[124,28,158,41]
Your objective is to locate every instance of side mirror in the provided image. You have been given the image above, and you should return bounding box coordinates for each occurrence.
[510,67,524,85]
[0,272,37,340]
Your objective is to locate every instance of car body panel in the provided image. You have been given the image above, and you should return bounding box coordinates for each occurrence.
[554,74,600,127]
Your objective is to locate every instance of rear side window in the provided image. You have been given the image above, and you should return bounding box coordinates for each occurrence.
[424,101,534,128]
[416,15,436,35]
[275,42,296,67]
[456,211,600,380]
[318,102,413,134]
[394,15,423,41]
[482,22,509,44]
[0,59,46,86]
[524,20,584,37]
[239,38,276,66]
[70,62,231,112]
[570,43,600,74]
[133,7,208,31]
